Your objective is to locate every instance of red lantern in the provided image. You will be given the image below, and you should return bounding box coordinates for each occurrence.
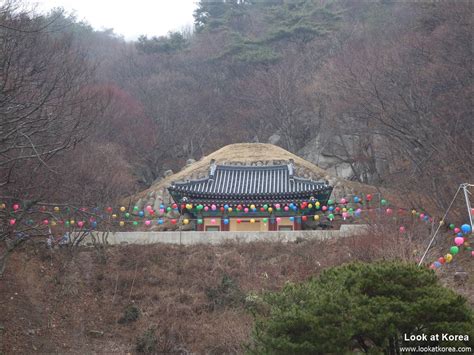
[220,207,225,212]
[237,205,242,211]
[366,194,372,201]
[302,216,308,222]
[172,203,178,209]
[171,219,177,224]
[237,219,241,224]
[438,257,445,264]
[335,207,340,212]
[106,207,113,213]
[260,207,265,212]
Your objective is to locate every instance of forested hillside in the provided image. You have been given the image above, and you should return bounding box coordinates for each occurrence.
[1,0,472,209]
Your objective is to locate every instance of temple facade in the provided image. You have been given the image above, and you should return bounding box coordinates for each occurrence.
[168,159,333,231]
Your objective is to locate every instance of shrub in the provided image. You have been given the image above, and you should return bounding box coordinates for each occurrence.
[136,326,158,353]
[118,304,140,324]
[250,261,474,354]
[206,274,245,311]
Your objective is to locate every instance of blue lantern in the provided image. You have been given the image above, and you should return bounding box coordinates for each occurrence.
[461,224,472,234]
[138,210,144,217]
[223,219,229,225]
[157,219,164,225]
[354,196,360,203]
[289,216,295,222]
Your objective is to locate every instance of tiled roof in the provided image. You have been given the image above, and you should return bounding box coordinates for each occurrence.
[168,163,331,202]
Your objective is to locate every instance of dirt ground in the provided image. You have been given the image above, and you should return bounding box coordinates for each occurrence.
[0,233,472,354]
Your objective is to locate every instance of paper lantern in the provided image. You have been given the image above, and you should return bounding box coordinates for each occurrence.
[268,207,273,213]
[171,219,177,224]
[340,198,347,204]
[250,218,255,223]
[228,207,233,212]
[276,217,281,223]
[197,219,203,224]
[237,219,242,224]
[106,207,113,213]
[454,237,464,246]
[133,221,138,226]
[13,204,19,211]
[183,219,189,225]
[70,220,75,225]
[386,208,393,215]
[77,221,84,228]
[119,221,125,227]
[54,206,60,212]
[0,203,5,209]
[112,214,117,219]
[302,216,307,222]
[145,220,151,226]
[314,215,320,221]
[284,206,289,211]
[461,224,471,234]
[353,196,360,203]
[120,206,126,212]
[211,204,217,211]
[9,219,16,225]
[262,218,268,223]
[399,226,406,233]
[158,219,164,225]
[51,221,57,226]
[211,218,216,224]
[366,194,372,201]
[445,253,453,263]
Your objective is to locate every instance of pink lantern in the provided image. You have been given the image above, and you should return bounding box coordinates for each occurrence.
[454,237,464,246]
[211,218,216,224]
[276,217,281,223]
[342,212,348,220]
[43,219,49,225]
[244,207,249,213]
[284,206,289,211]
[454,227,460,234]
[322,206,328,211]
[471,251,474,257]
[211,204,217,211]
[13,204,19,211]
[399,226,406,233]
[386,208,393,215]
[204,206,209,211]
[145,220,151,226]
[275,203,281,209]
[340,198,347,204]
[420,213,425,219]
[77,221,84,228]
[9,219,16,225]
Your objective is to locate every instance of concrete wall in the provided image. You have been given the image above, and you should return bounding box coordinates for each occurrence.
[82,225,368,246]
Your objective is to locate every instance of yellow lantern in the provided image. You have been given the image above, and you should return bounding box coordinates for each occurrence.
[0,203,5,209]
[183,219,189,225]
[51,221,57,226]
[268,207,273,213]
[308,203,313,209]
[70,220,75,225]
[411,209,417,215]
[112,214,117,219]
[439,220,445,225]
[120,206,126,212]
[228,207,233,212]
[250,218,255,223]
[54,206,60,212]
[445,253,453,263]
[315,201,320,207]
[250,204,256,210]
[119,221,125,227]
[314,215,320,221]
[342,207,347,212]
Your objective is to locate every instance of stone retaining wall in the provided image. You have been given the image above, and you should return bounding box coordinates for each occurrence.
[83,225,368,246]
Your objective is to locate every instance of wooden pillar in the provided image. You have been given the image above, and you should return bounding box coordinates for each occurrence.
[221,218,230,231]
[293,217,302,230]
[269,217,277,231]
[196,217,204,231]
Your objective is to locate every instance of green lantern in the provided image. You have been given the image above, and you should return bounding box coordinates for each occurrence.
[197,218,203,224]
[450,246,459,255]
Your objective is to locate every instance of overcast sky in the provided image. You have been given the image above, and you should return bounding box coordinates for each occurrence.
[32,0,197,40]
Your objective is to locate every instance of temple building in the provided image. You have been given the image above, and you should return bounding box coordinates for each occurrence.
[168,159,333,231]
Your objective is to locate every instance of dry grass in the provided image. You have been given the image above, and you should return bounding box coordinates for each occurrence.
[1,231,471,353]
